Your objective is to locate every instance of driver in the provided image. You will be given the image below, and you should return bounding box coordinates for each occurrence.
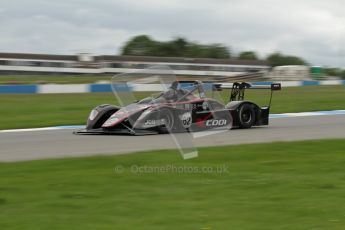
[163,81,191,102]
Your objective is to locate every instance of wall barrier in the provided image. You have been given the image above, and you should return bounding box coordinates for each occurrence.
[0,80,344,94]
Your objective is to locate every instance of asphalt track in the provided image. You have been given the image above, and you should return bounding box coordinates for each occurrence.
[0,115,344,162]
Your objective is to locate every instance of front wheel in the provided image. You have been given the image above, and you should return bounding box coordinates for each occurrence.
[86,104,119,130]
[157,109,175,134]
[238,104,255,129]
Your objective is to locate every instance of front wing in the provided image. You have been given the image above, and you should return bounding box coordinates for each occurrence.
[73,128,158,135]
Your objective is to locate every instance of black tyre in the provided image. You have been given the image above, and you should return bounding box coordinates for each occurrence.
[157,109,175,134]
[238,104,255,129]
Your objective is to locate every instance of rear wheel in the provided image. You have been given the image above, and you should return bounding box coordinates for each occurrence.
[238,104,255,128]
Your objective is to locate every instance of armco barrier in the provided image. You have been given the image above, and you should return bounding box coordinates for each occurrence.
[0,80,344,94]
[0,84,37,94]
[89,84,112,93]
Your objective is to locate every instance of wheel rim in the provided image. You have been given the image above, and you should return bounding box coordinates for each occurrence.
[163,112,174,131]
[241,110,252,123]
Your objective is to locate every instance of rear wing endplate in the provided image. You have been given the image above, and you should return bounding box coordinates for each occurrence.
[213,82,281,107]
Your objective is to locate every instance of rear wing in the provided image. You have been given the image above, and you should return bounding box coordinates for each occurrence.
[213,82,281,107]
[214,82,281,91]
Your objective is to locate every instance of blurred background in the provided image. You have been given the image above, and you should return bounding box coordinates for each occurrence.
[0,0,344,84]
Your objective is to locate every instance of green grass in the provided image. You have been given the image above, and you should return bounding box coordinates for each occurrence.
[0,85,344,129]
[0,75,112,84]
[0,93,116,129]
[243,85,345,113]
[0,139,344,229]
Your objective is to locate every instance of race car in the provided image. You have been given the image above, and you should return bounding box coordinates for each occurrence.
[74,81,281,135]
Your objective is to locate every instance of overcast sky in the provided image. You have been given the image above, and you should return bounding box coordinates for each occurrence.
[0,0,344,67]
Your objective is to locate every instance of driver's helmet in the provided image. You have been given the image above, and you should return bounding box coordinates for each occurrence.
[163,88,178,101]
[162,81,179,101]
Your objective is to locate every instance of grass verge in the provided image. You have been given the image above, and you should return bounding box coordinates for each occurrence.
[0,85,344,129]
[0,139,344,229]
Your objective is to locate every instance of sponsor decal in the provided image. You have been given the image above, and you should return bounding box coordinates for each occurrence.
[205,119,227,127]
[180,112,192,128]
[144,120,156,126]
[144,119,165,127]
